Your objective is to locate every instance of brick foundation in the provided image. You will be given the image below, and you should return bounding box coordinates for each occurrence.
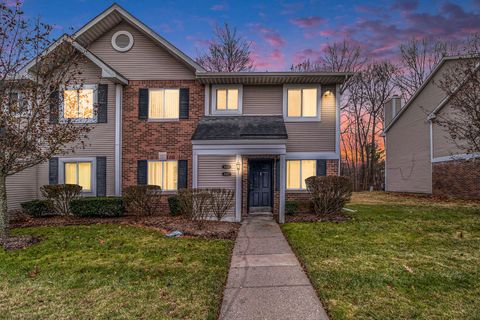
[432,160,480,199]
[122,80,204,212]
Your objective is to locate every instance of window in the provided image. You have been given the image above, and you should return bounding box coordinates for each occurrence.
[286,160,316,190]
[148,89,179,119]
[7,92,27,113]
[64,161,93,192]
[111,30,134,52]
[148,161,178,191]
[63,85,96,121]
[284,86,319,121]
[212,85,242,114]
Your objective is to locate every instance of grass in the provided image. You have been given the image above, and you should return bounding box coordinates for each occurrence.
[0,224,233,320]
[282,192,480,320]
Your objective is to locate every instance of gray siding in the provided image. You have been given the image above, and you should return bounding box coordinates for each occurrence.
[88,22,195,80]
[432,104,467,158]
[6,167,37,210]
[243,85,283,115]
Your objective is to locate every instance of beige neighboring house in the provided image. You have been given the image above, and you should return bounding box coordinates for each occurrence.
[383,56,479,198]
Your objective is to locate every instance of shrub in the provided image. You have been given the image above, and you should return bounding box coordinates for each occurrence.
[123,185,162,216]
[40,184,82,215]
[285,201,299,215]
[70,197,124,217]
[21,199,53,217]
[305,176,352,214]
[208,189,235,221]
[168,196,181,216]
[178,189,212,228]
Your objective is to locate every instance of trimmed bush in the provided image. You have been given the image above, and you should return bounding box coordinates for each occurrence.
[305,176,352,214]
[70,197,124,217]
[40,184,82,215]
[123,185,162,216]
[21,199,53,217]
[285,201,299,215]
[168,196,181,216]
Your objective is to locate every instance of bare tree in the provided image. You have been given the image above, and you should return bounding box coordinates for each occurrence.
[196,23,254,72]
[0,1,91,242]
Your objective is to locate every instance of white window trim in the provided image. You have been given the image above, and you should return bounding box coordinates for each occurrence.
[147,88,180,121]
[7,91,31,113]
[58,157,96,195]
[111,30,134,52]
[286,159,316,191]
[147,160,178,192]
[283,84,321,122]
[60,84,98,124]
[211,84,243,115]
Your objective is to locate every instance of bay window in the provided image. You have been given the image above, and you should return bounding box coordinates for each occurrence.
[148,160,178,191]
[286,160,316,190]
[148,89,179,119]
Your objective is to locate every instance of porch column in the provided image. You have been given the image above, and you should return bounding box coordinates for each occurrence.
[235,154,242,222]
[279,154,286,223]
[114,84,123,196]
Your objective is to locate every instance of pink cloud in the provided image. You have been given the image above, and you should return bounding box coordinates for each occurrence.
[290,16,324,28]
[251,24,286,47]
[250,49,285,71]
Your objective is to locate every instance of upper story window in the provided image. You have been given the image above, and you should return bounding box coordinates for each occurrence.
[62,84,97,122]
[212,85,242,115]
[7,92,27,113]
[148,89,180,120]
[147,160,178,191]
[111,30,134,52]
[283,85,320,121]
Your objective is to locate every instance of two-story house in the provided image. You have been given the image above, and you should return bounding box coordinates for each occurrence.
[8,4,347,223]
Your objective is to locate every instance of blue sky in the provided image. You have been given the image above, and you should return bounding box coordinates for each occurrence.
[18,0,480,70]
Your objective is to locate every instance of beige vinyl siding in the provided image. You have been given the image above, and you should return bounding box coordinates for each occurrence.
[6,167,37,210]
[197,155,236,216]
[385,62,454,193]
[286,86,336,152]
[88,22,195,80]
[242,85,283,115]
[432,104,468,158]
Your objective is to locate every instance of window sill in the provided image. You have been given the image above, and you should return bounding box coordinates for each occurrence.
[284,117,321,123]
[60,119,97,124]
[286,189,309,193]
[146,119,180,122]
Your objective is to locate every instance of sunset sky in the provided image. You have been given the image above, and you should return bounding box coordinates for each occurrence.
[19,0,480,70]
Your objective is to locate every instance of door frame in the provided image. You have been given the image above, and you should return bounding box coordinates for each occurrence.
[247,158,274,211]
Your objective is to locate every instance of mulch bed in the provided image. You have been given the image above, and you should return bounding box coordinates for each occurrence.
[285,212,350,223]
[1,235,42,251]
[10,215,240,240]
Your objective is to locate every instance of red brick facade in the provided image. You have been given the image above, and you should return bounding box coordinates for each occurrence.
[122,80,204,211]
[432,160,480,199]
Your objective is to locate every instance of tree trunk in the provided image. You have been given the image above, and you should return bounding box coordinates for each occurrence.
[0,173,8,240]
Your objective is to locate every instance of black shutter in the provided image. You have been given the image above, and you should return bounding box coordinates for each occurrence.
[49,157,59,184]
[97,84,108,123]
[179,88,189,119]
[316,160,327,176]
[137,160,147,185]
[49,91,59,124]
[96,157,107,196]
[275,159,280,191]
[138,88,149,120]
[177,160,188,189]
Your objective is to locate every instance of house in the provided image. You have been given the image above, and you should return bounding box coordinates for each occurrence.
[7,4,346,223]
[383,56,479,199]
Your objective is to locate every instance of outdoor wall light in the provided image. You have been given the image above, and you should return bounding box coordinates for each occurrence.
[236,161,241,171]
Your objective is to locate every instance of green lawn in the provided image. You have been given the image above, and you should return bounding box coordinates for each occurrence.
[282,193,480,320]
[0,225,233,320]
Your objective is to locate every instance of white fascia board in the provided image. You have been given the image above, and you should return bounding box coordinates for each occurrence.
[432,153,480,163]
[193,144,286,155]
[192,139,287,145]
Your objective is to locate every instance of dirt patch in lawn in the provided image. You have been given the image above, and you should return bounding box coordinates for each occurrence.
[10,215,240,240]
[284,212,350,223]
[1,235,42,251]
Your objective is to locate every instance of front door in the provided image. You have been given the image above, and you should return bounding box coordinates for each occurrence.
[248,160,273,209]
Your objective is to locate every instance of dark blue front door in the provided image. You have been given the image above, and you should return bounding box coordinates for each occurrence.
[248,160,273,208]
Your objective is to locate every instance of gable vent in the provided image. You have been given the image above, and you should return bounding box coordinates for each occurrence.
[111,30,134,52]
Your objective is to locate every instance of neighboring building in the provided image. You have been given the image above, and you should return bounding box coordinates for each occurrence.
[383,57,479,199]
[7,4,346,223]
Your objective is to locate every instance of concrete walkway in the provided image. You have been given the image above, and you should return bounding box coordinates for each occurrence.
[219,215,329,320]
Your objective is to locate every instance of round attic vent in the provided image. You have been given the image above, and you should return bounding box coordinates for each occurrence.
[111,31,134,52]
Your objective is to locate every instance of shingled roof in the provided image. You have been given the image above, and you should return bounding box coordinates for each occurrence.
[191,116,288,140]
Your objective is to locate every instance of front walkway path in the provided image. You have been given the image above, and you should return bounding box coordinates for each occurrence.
[219,215,329,320]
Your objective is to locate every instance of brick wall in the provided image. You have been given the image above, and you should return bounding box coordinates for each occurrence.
[122,80,204,212]
[432,160,480,199]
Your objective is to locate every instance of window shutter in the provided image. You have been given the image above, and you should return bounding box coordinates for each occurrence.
[316,160,327,176]
[49,91,59,124]
[275,159,280,191]
[137,160,147,185]
[96,156,107,196]
[97,84,108,123]
[179,88,189,119]
[49,157,59,184]
[138,88,149,120]
[177,160,188,189]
